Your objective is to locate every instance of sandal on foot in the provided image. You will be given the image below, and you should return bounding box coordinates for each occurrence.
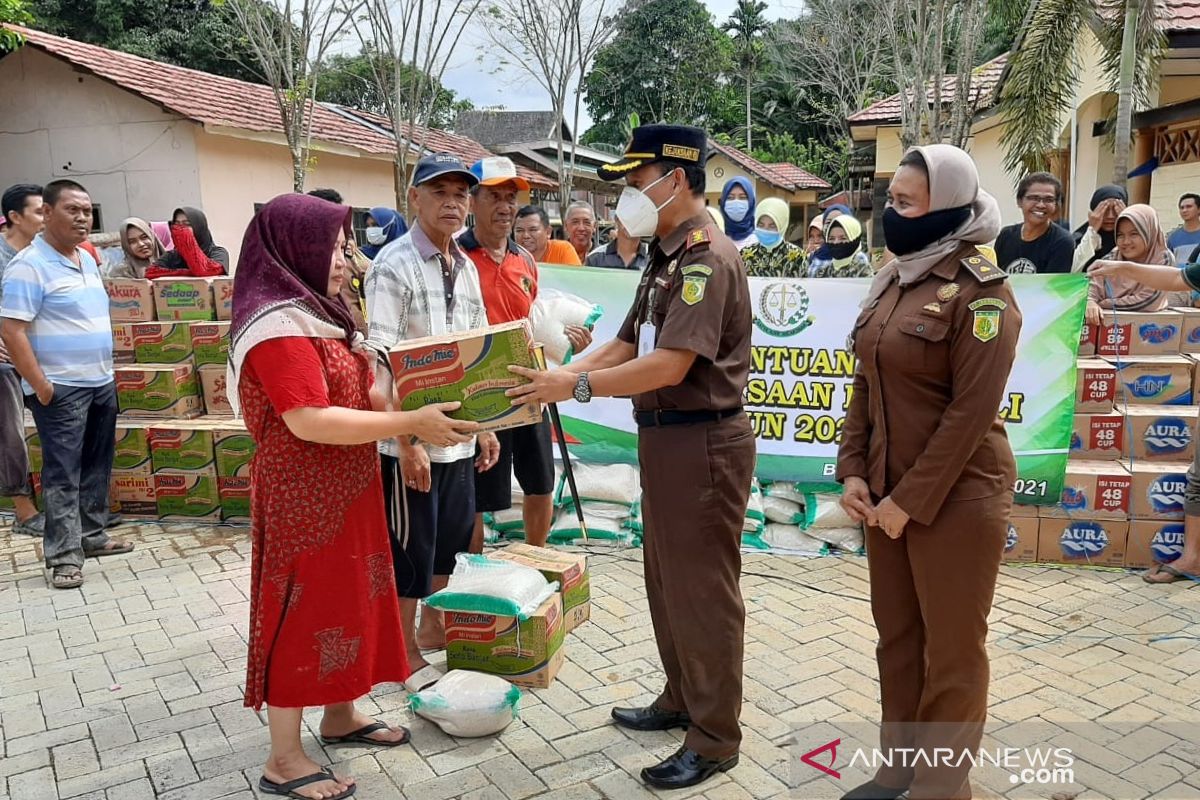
[84,540,134,558]
[320,720,410,747]
[259,768,355,799]
[49,566,83,590]
[403,664,444,693]
[1143,563,1197,584]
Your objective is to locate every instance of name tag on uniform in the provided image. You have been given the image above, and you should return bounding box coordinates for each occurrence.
[638,322,657,358]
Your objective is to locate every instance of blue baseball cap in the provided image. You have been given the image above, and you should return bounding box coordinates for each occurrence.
[412,153,479,188]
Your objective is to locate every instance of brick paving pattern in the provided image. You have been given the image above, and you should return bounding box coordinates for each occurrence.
[1,519,1198,799]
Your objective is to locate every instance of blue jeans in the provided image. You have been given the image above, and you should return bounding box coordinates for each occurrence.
[26,382,117,568]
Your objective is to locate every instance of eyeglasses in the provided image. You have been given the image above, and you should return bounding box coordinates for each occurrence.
[1022,194,1059,206]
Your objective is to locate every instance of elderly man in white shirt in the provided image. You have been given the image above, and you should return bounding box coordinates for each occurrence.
[365,153,500,692]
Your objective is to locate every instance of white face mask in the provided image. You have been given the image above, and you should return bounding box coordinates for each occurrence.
[365,226,387,245]
[615,171,678,238]
[724,198,750,222]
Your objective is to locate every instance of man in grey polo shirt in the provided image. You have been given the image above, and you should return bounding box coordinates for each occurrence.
[0,180,133,590]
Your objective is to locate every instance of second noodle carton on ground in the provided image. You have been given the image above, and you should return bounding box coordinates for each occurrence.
[387,320,542,432]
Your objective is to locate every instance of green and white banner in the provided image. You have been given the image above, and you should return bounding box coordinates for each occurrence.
[538,266,1088,505]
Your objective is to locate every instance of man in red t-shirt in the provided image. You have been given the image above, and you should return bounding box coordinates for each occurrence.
[459,158,591,547]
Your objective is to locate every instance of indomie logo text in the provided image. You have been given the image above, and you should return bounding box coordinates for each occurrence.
[400,347,458,370]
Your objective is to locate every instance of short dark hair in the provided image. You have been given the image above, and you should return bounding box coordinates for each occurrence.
[1017,172,1062,201]
[2,184,43,219]
[897,149,928,174]
[307,188,344,204]
[516,205,550,228]
[654,162,706,197]
[43,179,89,207]
[1179,193,1200,208]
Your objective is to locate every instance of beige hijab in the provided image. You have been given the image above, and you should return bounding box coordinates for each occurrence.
[114,218,165,279]
[1112,204,1171,265]
[862,144,1001,308]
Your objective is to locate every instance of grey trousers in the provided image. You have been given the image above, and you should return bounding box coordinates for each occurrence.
[0,368,31,498]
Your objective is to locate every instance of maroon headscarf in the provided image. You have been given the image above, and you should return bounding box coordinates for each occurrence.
[231,193,357,342]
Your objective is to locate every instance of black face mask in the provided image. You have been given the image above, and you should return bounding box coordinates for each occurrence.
[827,240,860,260]
[882,205,972,256]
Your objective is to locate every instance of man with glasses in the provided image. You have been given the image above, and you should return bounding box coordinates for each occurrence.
[994,172,1075,274]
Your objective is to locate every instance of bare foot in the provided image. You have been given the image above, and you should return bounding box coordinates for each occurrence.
[319,709,408,744]
[1143,562,1200,583]
[416,607,446,651]
[263,753,354,800]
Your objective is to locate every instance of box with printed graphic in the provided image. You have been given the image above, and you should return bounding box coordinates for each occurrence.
[110,467,157,517]
[1003,516,1039,562]
[111,323,135,364]
[1096,311,1183,357]
[152,277,216,321]
[444,593,566,689]
[103,278,156,322]
[113,422,153,470]
[1079,321,1097,358]
[148,422,217,471]
[490,543,590,632]
[190,322,231,366]
[1125,519,1187,569]
[1075,358,1117,413]
[132,322,194,364]
[1070,411,1125,460]
[1107,355,1193,406]
[115,364,203,418]
[154,466,221,521]
[1122,405,1198,461]
[211,276,234,321]
[199,366,233,416]
[388,320,542,434]
[1039,460,1131,519]
[214,426,255,477]
[1127,460,1191,521]
[1170,307,1200,353]
[1037,518,1128,567]
[218,476,250,522]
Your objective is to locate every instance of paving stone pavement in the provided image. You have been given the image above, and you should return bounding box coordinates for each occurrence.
[1,517,1198,800]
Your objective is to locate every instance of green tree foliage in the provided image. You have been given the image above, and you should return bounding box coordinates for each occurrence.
[722,0,768,149]
[315,49,473,127]
[0,0,33,52]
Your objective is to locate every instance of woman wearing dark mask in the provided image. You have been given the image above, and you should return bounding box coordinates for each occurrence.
[835,145,1022,800]
[145,207,228,278]
[807,215,873,278]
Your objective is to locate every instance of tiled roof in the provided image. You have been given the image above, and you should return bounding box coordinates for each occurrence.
[707,141,832,192]
[1166,0,1200,31]
[848,54,1009,124]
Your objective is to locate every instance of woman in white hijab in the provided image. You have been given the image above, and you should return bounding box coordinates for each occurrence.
[835,145,1023,800]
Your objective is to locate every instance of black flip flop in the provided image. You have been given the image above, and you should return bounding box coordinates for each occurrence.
[84,541,135,558]
[259,768,355,799]
[319,720,410,747]
[1143,563,1197,585]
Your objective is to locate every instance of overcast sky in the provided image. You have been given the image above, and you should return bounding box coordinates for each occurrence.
[440,0,800,137]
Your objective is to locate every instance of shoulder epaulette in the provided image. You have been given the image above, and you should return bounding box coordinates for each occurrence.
[683,225,713,252]
[961,252,1007,284]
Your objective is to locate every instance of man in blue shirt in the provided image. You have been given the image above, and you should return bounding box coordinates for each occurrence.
[1167,193,1200,264]
[0,180,133,590]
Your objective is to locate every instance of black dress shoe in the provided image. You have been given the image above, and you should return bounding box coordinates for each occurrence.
[641,747,738,789]
[610,704,690,731]
[840,779,909,800]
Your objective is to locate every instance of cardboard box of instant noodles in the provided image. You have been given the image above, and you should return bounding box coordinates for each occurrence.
[388,320,542,434]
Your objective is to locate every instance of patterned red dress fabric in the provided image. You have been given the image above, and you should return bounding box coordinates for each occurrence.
[240,336,408,709]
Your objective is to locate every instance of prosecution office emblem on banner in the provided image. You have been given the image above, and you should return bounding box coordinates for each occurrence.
[756,281,814,337]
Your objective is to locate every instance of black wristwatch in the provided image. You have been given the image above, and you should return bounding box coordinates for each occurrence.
[573,372,592,403]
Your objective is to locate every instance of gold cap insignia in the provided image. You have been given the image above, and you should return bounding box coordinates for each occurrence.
[936,282,961,302]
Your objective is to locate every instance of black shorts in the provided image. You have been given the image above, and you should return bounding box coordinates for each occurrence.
[381,454,475,598]
[474,412,556,512]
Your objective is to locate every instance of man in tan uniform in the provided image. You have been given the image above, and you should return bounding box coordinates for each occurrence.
[508,124,755,791]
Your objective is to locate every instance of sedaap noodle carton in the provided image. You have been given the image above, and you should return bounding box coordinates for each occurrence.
[152,277,216,321]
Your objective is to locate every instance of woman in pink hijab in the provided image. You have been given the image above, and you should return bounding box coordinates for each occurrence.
[150,221,174,252]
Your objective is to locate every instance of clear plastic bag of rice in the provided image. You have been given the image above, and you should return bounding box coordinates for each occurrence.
[763,481,806,504]
[805,493,857,530]
[763,495,803,524]
[555,462,640,506]
[424,554,557,619]
[764,524,828,554]
[409,670,521,737]
[809,526,865,553]
[529,289,602,365]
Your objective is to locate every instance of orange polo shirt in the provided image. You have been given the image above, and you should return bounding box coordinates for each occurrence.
[542,239,581,266]
[458,228,537,324]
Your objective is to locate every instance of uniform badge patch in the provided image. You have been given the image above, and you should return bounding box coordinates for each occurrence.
[520,276,534,295]
[681,275,707,306]
[936,282,961,302]
[968,297,1008,311]
[923,302,941,313]
[681,264,712,276]
[667,259,678,275]
[972,309,1001,342]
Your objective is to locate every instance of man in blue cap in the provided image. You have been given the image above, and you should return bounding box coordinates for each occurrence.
[506,125,754,790]
[364,152,501,692]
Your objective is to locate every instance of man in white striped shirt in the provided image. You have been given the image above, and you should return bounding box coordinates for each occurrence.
[365,154,500,690]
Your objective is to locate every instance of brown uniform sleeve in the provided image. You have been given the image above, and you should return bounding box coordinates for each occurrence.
[617,302,638,344]
[835,367,871,482]
[888,283,1022,525]
[655,251,732,360]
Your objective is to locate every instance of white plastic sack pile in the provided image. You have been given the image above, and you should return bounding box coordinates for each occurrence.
[763,480,807,505]
[529,289,602,366]
[764,523,828,555]
[550,505,638,546]
[410,670,521,737]
[424,554,558,618]
[763,494,804,525]
[555,462,641,507]
[803,493,864,553]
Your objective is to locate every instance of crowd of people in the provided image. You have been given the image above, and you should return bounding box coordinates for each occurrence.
[4,134,1200,800]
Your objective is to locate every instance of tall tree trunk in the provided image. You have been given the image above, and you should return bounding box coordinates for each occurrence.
[745,73,752,151]
[393,156,406,212]
[292,146,305,192]
[1112,0,1140,187]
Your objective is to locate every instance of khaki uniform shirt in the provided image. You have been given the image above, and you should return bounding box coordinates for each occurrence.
[836,246,1022,526]
[617,213,751,412]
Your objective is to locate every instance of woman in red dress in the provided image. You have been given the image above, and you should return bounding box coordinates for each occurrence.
[229,194,476,800]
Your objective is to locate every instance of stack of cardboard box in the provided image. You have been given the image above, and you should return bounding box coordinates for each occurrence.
[1008,309,1194,571]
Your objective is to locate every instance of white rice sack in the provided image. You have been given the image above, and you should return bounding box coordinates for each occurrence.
[806,493,857,530]
[763,495,803,525]
[764,524,828,554]
[425,554,557,618]
[550,508,633,544]
[810,526,865,553]
[556,462,640,507]
[763,481,806,504]
[482,524,502,545]
[490,507,525,532]
[742,531,770,550]
[743,516,765,534]
[529,289,602,366]
[745,481,765,522]
[410,670,520,737]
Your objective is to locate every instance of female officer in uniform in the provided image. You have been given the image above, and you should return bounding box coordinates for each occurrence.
[835,144,1022,800]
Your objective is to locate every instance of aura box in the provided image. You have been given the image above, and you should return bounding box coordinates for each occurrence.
[148,423,217,471]
[490,543,590,632]
[132,322,194,364]
[103,278,156,322]
[1096,310,1183,357]
[388,320,542,433]
[115,364,202,418]
[152,277,216,321]
[211,276,234,321]
[1004,511,1039,563]
[1075,358,1117,412]
[190,322,231,366]
[199,366,232,416]
[1123,405,1198,461]
[1125,520,1186,569]
[444,593,565,689]
[1127,461,1191,521]
[1108,355,1193,406]
[110,467,157,517]
[154,466,221,521]
[111,323,135,363]
[1040,460,1131,519]
[1070,411,1125,460]
[1037,518,1128,567]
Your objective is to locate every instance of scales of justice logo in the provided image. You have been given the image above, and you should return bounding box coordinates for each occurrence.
[755,281,815,337]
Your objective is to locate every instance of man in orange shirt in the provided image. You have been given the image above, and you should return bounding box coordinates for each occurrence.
[514,205,581,265]
[459,158,591,548]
